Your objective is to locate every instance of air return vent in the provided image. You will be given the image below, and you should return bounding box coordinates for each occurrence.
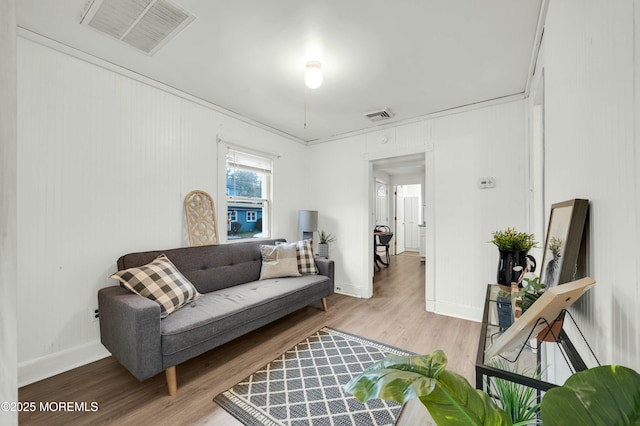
[364,108,395,122]
[80,0,195,55]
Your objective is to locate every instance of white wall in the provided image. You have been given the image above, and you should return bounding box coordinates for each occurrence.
[305,134,370,296]
[539,0,640,370]
[19,0,640,384]
[0,0,18,423]
[308,100,528,319]
[16,36,309,385]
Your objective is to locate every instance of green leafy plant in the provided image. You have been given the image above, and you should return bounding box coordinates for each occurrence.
[491,228,537,252]
[541,365,640,425]
[319,230,336,244]
[513,276,546,314]
[344,350,640,426]
[489,358,542,424]
[344,350,512,425]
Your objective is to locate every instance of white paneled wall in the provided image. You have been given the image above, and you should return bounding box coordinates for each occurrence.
[1,0,18,422]
[309,100,527,319]
[541,0,639,370]
[16,37,309,385]
[305,135,370,297]
[430,103,527,319]
[16,0,640,386]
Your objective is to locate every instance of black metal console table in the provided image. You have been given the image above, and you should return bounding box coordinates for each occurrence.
[475,284,591,393]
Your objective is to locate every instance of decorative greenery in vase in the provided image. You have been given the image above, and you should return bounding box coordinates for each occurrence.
[492,228,537,287]
[317,230,335,258]
[488,358,542,424]
[514,276,546,314]
[319,230,336,244]
[491,228,537,252]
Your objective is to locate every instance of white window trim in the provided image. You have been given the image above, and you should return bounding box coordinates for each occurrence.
[218,137,276,243]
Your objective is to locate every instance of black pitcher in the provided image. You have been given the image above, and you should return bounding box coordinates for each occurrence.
[497,250,536,286]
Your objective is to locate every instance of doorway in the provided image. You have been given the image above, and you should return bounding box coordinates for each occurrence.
[370,153,427,302]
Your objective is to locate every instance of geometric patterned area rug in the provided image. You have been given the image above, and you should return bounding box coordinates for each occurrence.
[213,327,414,426]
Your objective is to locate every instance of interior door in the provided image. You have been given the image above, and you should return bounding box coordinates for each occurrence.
[375,181,389,226]
[404,197,419,249]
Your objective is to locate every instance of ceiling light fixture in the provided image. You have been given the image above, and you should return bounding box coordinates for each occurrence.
[304,61,323,89]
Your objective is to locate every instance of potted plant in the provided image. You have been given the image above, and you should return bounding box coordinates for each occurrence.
[491,228,537,287]
[513,276,546,315]
[344,350,640,425]
[511,275,565,342]
[488,358,542,424]
[317,230,335,259]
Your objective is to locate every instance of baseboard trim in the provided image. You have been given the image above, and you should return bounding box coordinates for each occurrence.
[431,301,483,323]
[334,289,364,298]
[334,282,368,299]
[18,341,110,387]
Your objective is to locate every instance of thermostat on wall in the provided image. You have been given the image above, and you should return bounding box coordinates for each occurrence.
[478,177,496,189]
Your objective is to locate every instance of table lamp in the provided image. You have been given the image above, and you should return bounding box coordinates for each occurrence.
[298,210,318,242]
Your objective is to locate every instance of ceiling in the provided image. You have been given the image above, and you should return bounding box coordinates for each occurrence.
[16,0,542,144]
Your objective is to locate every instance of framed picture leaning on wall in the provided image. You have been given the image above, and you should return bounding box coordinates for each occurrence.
[540,199,589,287]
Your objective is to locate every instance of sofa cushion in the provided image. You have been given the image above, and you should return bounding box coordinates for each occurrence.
[117,239,286,294]
[110,254,201,318]
[259,243,301,280]
[160,275,331,356]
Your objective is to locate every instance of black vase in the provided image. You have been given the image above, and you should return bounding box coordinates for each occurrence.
[497,250,536,286]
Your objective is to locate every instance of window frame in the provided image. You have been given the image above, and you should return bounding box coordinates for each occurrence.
[220,142,274,242]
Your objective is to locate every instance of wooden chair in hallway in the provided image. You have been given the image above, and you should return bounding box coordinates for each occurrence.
[374,225,393,269]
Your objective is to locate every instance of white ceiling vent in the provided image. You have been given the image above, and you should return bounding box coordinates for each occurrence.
[80,0,195,55]
[364,108,395,122]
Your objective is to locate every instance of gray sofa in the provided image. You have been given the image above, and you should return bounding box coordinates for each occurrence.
[98,238,334,395]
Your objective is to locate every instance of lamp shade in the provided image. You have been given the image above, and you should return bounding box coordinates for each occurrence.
[298,210,318,232]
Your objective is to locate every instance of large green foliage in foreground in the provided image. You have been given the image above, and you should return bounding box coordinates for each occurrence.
[344,350,640,425]
[541,365,640,425]
[344,350,511,425]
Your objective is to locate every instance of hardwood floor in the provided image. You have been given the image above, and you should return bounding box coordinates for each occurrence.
[19,253,480,425]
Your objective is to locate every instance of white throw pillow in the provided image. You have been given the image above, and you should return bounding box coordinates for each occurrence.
[259,243,302,280]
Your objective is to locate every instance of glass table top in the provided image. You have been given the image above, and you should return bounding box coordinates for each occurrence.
[476,285,584,391]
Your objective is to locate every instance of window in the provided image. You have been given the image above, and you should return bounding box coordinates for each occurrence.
[226,148,272,240]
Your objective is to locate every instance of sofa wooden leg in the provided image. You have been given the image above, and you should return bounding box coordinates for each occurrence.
[166,366,177,396]
[321,297,328,312]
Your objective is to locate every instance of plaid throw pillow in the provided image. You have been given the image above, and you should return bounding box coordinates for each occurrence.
[110,254,201,318]
[277,240,318,274]
[296,240,318,274]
